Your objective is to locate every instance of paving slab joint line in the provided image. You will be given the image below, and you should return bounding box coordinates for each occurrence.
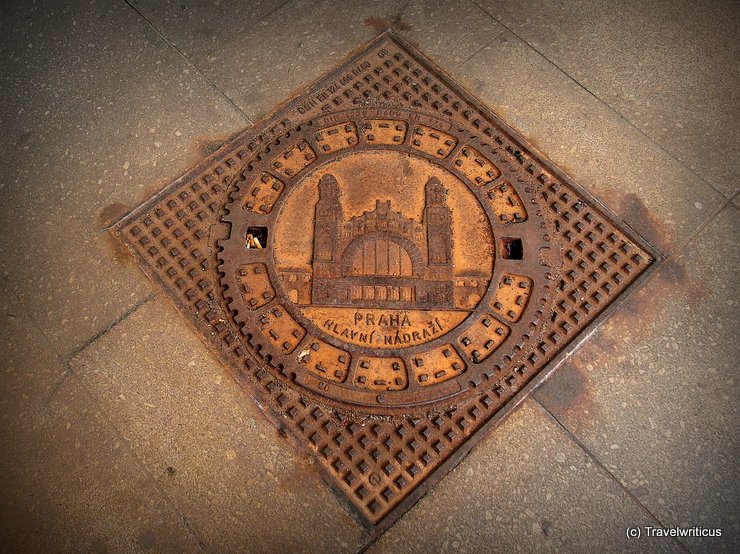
[1,281,204,549]
[450,26,509,71]
[229,0,298,42]
[68,371,209,551]
[443,0,517,71]
[0,277,74,410]
[665,194,737,260]
[65,290,160,364]
[0,274,63,352]
[122,0,253,126]
[532,397,693,554]
[41,291,161,406]
[42,367,73,408]
[396,0,411,20]
[356,533,377,554]
[468,0,730,201]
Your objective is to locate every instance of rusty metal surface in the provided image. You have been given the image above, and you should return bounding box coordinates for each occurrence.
[111,31,656,538]
[218,108,553,416]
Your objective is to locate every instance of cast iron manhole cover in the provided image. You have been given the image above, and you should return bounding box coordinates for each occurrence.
[112,32,656,539]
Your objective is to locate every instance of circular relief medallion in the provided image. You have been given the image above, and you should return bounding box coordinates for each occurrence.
[275,149,493,348]
[219,108,554,415]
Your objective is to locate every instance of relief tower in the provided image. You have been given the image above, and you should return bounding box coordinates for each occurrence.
[424,176,453,281]
[312,174,343,279]
[308,173,458,309]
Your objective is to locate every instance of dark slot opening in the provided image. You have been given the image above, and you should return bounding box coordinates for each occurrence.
[246,226,268,250]
[501,237,523,260]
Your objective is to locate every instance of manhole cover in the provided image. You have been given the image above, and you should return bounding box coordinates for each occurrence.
[112,32,656,538]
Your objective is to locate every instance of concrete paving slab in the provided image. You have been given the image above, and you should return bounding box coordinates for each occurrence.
[197,0,406,121]
[70,296,364,553]
[370,400,679,553]
[0,285,200,552]
[195,0,507,121]
[474,0,740,198]
[0,0,247,358]
[535,205,740,552]
[128,0,288,65]
[0,284,67,410]
[395,0,504,68]
[455,30,725,255]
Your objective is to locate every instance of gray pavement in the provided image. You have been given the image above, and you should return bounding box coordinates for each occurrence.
[1,0,737,552]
